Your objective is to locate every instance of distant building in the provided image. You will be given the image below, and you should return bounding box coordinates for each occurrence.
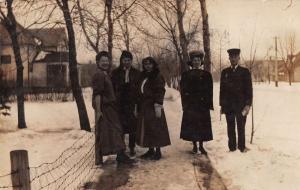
[245,53,300,83]
[32,52,70,89]
[78,63,98,88]
[0,21,69,91]
[293,52,300,82]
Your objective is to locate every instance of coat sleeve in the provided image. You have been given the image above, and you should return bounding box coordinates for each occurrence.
[91,73,105,109]
[219,70,225,107]
[132,70,141,105]
[110,69,117,91]
[208,72,214,110]
[153,74,166,105]
[244,69,253,106]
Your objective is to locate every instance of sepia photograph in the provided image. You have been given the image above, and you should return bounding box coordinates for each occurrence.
[1,0,299,189]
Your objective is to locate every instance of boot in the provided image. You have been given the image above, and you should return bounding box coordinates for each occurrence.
[116,151,135,164]
[151,147,162,160]
[192,141,198,154]
[129,147,136,157]
[199,141,207,155]
[140,148,154,159]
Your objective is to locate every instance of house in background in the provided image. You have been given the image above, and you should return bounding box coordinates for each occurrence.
[78,63,98,88]
[0,21,37,87]
[0,22,69,91]
[292,52,300,82]
[246,53,300,83]
[32,52,70,90]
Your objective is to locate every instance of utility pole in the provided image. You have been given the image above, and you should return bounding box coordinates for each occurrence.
[274,36,279,87]
[219,37,222,79]
[268,56,271,84]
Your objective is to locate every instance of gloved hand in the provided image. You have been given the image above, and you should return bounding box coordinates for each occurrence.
[154,103,163,118]
[220,107,224,114]
[242,105,251,116]
[95,111,103,124]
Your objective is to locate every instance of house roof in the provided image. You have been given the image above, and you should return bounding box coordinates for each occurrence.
[35,52,69,63]
[0,21,67,48]
[29,28,68,48]
[0,21,36,45]
[294,52,300,68]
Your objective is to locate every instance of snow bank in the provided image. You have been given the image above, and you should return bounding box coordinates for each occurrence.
[1,83,300,190]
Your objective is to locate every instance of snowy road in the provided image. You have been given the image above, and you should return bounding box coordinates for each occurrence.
[97,91,228,190]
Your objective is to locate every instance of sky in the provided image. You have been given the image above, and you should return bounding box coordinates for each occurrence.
[75,0,300,63]
[2,0,299,63]
[207,0,300,61]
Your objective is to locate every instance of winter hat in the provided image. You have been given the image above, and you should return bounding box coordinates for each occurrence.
[227,48,241,57]
[189,50,205,60]
[120,50,133,61]
[188,50,205,66]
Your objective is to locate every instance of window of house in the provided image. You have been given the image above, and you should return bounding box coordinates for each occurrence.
[0,55,12,64]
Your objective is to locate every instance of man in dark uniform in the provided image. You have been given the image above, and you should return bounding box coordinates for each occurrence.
[111,50,141,156]
[220,48,253,153]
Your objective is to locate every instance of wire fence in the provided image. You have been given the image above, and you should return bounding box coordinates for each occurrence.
[0,131,98,190]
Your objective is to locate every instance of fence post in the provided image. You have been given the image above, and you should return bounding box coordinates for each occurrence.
[10,150,31,190]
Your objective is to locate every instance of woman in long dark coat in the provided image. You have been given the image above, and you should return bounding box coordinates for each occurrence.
[92,51,134,164]
[180,50,213,155]
[111,50,141,156]
[136,57,171,160]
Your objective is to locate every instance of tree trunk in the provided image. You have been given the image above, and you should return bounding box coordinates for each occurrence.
[124,15,130,51]
[199,0,212,72]
[176,0,189,74]
[288,70,292,86]
[5,0,27,129]
[106,0,114,67]
[60,0,91,132]
[170,32,183,74]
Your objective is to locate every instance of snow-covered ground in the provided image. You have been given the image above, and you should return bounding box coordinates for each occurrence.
[208,82,300,190]
[1,83,300,190]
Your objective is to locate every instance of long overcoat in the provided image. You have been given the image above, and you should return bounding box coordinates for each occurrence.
[111,66,140,134]
[92,70,125,156]
[136,70,171,148]
[180,69,214,142]
[220,65,253,113]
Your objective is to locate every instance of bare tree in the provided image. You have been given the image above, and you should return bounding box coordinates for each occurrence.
[136,0,200,73]
[76,0,107,54]
[114,0,140,52]
[175,0,189,72]
[106,0,113,65]
[198,0,211,72]
[55,0,91,131]
[0,0,27,128]
[279,32,297,86]
[242,27,258,145]
[76,0,138,67]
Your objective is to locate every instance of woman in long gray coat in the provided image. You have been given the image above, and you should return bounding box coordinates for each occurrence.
[136,57,171,160]
[92,51,134,164]
[180,50,213,155]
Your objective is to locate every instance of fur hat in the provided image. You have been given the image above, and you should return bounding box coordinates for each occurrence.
[189,50,205,60]
[188,50,205,66]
